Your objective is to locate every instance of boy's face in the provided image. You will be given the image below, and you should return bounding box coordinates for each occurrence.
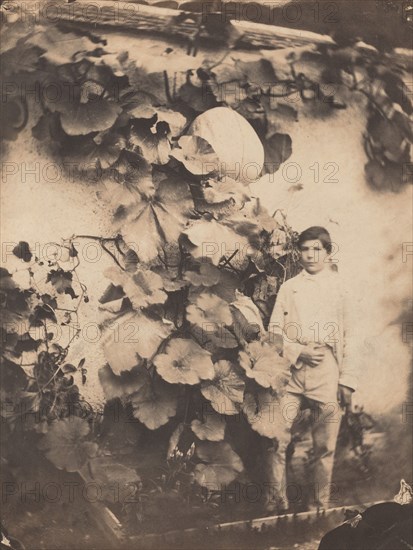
[299,239,330,274]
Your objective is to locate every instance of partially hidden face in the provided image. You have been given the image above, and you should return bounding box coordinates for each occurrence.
[299,239,330,274]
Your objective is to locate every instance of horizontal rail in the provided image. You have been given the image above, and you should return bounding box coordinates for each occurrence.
[128,500,387,548]
[77,467,388,548]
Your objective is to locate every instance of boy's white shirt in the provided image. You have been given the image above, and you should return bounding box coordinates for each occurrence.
[268,267,358,392]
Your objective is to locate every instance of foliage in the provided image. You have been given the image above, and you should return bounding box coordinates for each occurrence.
[1,11,410,531]
[2,19,411,190]
[0,243,89,433]
[38,417,98,472]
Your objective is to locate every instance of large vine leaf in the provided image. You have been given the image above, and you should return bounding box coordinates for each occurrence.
[38,418,98,472]
[262,96,298,136]
[201,360,245,415]
[191,411,225,441]
[92,50,129,77]
[190,177,251,219]
[98,283,126,314]
[262,133,293,175]
[67,131,127,170]
[101,310,173,374]
[0,23,40,69]
[208,268,240,303]
[26,27,103,65]
[379,66,413,115]
[122,90,159,120]
[129,370,179,429]
[194,441,244,490]
[128,67,169,106]
[230,292,264,343]
[0,358,28,405]
[233,57,278,92]
[130,119,171,165]
[41,78,123,136]
[242,389,287,440]
[104,150,154,198]
[184,263,221,287]
[239,341,290,391]
[154,338,214,385]
[103,266,167,309]
[186,292,233,328]
[186,289,239,350]
[183,217,252,266]
[0,268,31,334]
[366,112,410,163]
[152,263,188,293]
[201,177,250,207]
[112,173,194,263]
[155,109,187,137]
[184,265,238,305]
[186,291,238,349]
[171,135,219,175]
[178,78,218,112]
[225,197,280,239]
[190,323,239,351]
[364,159,410,191]
[60,100,122,136]
[98,364,147,400]
[126,105,186,138]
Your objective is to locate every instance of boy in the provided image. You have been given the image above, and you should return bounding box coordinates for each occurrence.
[265,226,358,513]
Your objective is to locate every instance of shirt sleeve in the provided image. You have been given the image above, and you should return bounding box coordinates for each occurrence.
[338,284,358,391]
[268,283,306,369]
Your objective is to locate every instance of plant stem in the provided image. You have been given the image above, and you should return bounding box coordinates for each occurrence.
[72,234,126,271]
[163,71,173,104]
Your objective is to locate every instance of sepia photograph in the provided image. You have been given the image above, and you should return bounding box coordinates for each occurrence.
[1,0,412,548]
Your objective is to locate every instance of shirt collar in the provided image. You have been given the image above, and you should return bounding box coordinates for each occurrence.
[300,267,335,281]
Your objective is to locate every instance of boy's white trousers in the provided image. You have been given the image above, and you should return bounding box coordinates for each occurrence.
[265,348,344,509]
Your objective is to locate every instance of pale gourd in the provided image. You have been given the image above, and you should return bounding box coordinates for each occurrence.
[189,107,265,185]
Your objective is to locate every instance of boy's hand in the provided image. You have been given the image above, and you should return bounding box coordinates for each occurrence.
[298,343,326,367]
[337,384,353,412]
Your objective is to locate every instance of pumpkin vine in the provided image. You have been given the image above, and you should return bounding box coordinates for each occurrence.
[1,12,410,533]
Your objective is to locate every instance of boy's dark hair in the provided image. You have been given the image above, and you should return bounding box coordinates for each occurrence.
[297,226,332,254]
